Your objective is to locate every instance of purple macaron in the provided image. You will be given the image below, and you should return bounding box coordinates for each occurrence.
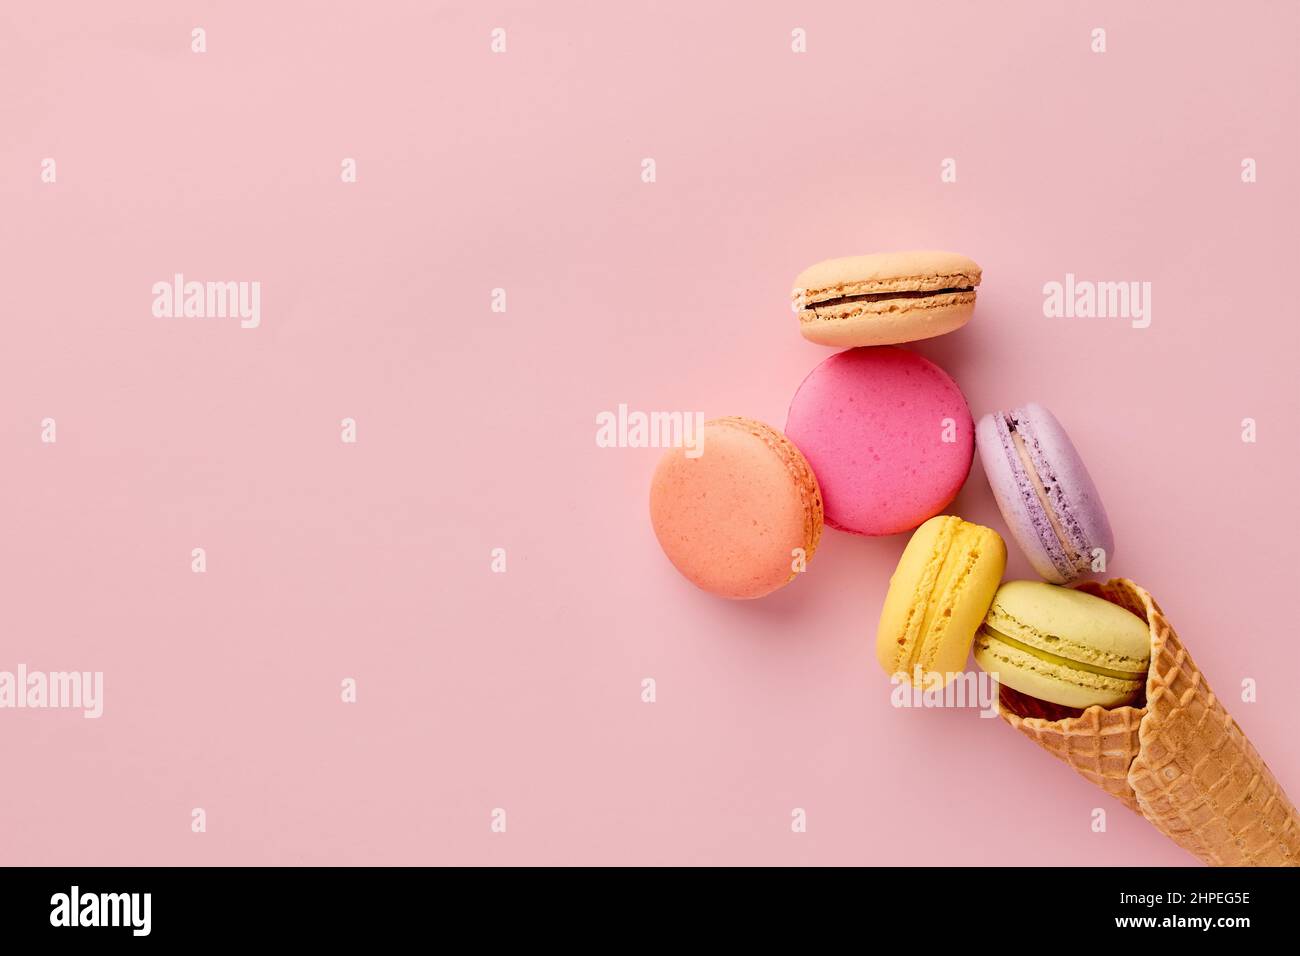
[975,403,1114,584]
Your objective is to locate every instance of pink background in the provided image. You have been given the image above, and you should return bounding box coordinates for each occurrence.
[2,1,1297,866]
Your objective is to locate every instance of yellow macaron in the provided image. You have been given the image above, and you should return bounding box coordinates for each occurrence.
[876,516,1006,686]
[973,581,1151,709]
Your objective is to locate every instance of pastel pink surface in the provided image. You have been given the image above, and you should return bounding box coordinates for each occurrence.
[649,421,814,599]
[785,348,974,535]
[1,1,1297,866]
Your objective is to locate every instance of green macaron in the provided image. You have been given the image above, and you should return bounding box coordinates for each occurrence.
[973,581,1151,709]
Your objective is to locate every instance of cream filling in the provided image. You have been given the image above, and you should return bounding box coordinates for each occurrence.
[981,625,1144,681]
[891,520,957,675]
[1008,426,1075,564]
[909,525,979,673]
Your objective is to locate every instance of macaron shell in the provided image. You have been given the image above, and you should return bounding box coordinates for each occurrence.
[973,634,1143,709]
[649,418,822,600]
[793,251,982,303]
[1019,403,1115,574]
[876,515,1007,683]
[988,580,1150,666]
[799,295,975,348]
[786,347,974,536]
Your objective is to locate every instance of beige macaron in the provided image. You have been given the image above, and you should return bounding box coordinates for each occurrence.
[792,251,982,347]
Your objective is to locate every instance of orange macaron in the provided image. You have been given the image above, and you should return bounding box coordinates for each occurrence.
[649,417,823,599]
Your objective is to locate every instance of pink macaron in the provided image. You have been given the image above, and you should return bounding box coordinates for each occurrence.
[785,347,974,535]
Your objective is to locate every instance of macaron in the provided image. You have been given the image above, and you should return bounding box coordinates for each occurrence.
[973,580,1151,709]
[785,347,974,536]
[876,516,1007,686]
[976,403,1114,584]
[792,251,982,347]
[649,417,823,599]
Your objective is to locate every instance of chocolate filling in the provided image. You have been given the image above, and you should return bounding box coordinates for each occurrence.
[807,287,973,309]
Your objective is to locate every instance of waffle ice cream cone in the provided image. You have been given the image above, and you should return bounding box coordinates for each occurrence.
[998,578,1300,866]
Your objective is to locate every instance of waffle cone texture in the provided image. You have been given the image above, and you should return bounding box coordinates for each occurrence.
[998,578,1300,866]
